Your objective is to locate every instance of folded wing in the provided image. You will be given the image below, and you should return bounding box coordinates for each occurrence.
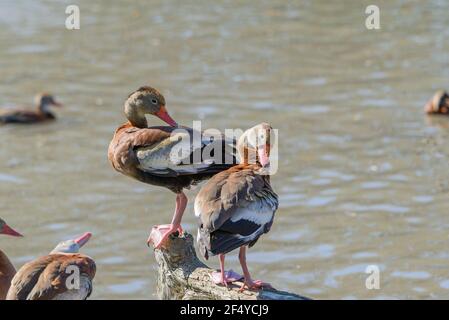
[195,165,278,259]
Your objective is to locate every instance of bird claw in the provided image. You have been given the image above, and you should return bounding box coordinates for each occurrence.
[211,270,243,287]
[239,279,272,292]
[147,224,183,248]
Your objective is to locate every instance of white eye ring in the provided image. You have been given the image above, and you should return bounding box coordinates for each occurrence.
[151,99,158,105]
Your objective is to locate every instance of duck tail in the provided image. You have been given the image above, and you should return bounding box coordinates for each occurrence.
[209,230,249,256]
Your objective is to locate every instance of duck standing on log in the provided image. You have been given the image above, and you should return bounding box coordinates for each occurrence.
[0,93,62,124]
[195,123,278,290]
[0,218,22,300]
[425,90,449,114]
[6,232,95,300]
[109,86,236,248]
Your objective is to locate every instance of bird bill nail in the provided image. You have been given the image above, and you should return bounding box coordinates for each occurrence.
[74,232,92,246]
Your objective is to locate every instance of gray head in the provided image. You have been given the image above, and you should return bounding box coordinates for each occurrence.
[50,232,92,254]
[124,86,177,128]
[0,218,23,237]
[34,93,62,112]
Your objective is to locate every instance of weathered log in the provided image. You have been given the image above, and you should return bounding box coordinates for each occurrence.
[151,231,309,300]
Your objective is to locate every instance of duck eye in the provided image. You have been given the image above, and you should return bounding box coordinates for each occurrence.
[151,99,158,105]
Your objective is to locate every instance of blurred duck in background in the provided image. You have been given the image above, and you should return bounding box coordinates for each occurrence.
[109,86,236,249]
[195,123,278,291]
[425,90,449,115]
[0,93,62,124]
[6,232,95,300]
[0,218,22,300]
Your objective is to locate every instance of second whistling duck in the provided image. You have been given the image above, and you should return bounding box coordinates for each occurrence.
[108,86,236,248]
[425,90,449,115]
[0,218,22,300]
[0,93,62,124]
[6,232,95,300]
[195,123,278,291]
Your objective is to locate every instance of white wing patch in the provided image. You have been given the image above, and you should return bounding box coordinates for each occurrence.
[136,132,215,175]
[230,201,274,226]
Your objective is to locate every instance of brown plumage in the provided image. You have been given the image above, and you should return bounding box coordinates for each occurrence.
[195,123,278,290]
[0,218,22,300]
[0,93,62,124]
[425,90,449,114]
[196,164,277,255]
[7,254,95,300]
[6,232,95,300]
[109,86,236,248]
[109,123,235,193]
[0,250,16,300]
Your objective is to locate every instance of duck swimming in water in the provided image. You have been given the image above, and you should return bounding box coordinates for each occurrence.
[0,93,62,124]
[424,90,449,115]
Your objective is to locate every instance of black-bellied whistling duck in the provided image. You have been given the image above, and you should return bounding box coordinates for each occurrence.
[195,123,278,291]
[425,90,449,114]
[0,218,22,300]
[108,86,236,248]
[0,93,62,124]
[6,232,95,300]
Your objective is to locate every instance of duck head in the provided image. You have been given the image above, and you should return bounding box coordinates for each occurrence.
[125,86,178,128]
[237,122,274,168]
[35,93,62,113]
[0,218,22,237]
[50,232,92,254]
[425,90,449,114]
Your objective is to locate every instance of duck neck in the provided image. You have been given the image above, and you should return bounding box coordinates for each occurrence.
[38,103,53,116]
[0,249,16,300]
[124,106,148,128]
[238,146,258,166]
[128,116,148,128]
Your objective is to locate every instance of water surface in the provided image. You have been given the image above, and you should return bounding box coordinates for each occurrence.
[1,0,449,299]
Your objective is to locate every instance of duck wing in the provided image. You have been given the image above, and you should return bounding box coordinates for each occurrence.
[134,126,236,177]
[0,110,42,123]
[195,165,278,257]
[6,254,96,300]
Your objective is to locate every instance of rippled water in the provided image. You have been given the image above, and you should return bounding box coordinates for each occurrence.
[1,0,449,299]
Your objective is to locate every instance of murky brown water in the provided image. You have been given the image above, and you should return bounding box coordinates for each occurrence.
[1,0,449,299]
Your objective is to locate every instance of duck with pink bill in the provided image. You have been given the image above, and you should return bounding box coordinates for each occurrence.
[0,218,23,300]
[109,86,237,250]
[194,123,278,291]
[6,232,96,300]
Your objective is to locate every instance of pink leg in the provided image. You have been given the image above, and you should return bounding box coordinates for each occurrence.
[218,254,229,287]
[238,246,272,292]
[147,192,187,248]
[211,254,244,286]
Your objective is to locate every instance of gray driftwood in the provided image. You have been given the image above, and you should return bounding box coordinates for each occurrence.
[152,232,309,300]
